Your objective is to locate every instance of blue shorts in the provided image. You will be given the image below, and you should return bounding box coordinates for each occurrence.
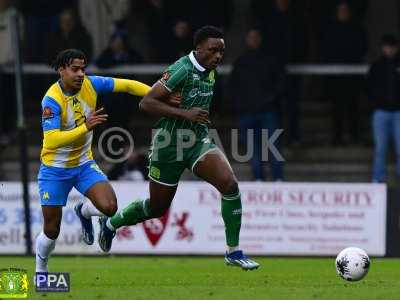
[37,161,108,206]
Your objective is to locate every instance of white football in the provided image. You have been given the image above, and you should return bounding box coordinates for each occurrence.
[335,247,370,281]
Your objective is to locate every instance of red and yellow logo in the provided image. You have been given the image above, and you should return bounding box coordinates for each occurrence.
[42,107,53,119]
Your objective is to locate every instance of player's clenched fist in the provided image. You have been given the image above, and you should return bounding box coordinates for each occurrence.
[182,107,210,124]
[85,107,108,130]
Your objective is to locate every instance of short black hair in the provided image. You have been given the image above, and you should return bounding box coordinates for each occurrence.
[381,34,398,47]
[193,26,224,47]
[51,49,87,71]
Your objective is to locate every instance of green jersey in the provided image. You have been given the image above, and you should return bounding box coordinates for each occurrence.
[157,51,216,140]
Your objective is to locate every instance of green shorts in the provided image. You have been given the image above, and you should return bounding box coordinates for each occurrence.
[148,130,218,186]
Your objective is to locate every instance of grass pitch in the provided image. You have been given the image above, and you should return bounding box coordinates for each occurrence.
[1,256,399,300]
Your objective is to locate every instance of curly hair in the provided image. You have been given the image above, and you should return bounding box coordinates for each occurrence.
[193,26,224,47]
[51,49,87,71]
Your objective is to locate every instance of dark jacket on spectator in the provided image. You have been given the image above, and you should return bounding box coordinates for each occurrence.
[162,36,192,63]
[229,49,285,114]
[261,7,307,63]
[47,27,93,62]
[367,56,400,111]
[96,48,143,68]
[322,21,367,63]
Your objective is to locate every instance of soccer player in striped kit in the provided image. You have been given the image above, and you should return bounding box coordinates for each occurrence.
[98,26,259,270]
[36,49,151,273]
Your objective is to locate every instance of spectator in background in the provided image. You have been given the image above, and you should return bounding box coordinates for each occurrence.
[0,0,23,65]
[229,29,285,181]
[142,0,168,62]
[47,9,93,62]
[140,0,232,62]
[367,35,400,183]
[322,1,368,145]
[252,0,307,64]
[20,0,71,62]
[190,0,233,32]
[310,0,368,45]
[96,30,143,130]
[79,0,130,58]
[96,30,143,68]
[0,0,21,144]
[162,20,192,62]
[253,0,307,145]
[165,0,233,32]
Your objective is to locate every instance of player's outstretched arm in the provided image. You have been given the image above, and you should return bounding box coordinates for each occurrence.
[43,108,108,150]
[88,76,150,98]
[139,82,210,124]
[112,78,151,97]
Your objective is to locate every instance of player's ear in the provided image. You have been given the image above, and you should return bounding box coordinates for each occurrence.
[58,66,65,77]
[195,43,202,52]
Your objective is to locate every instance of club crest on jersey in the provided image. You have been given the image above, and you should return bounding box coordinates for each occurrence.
[208,70,215,83]
[42,107,54,119]
[192,74,200,80]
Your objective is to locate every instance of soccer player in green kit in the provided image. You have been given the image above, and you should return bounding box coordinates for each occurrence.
[98,26,259,270]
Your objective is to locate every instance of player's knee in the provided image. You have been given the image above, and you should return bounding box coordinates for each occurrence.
[44,226,60,240]
[102,201,118,217]
[219,176,239,195]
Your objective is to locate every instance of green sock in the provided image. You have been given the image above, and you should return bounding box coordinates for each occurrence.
[110,198,151,230]
[221,192,242,247]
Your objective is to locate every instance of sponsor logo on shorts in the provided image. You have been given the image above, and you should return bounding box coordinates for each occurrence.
[90,163,104,175]
[43,192,50,200]
[202,137,211,144]
[150,166,161,179]
[232,209,242,215]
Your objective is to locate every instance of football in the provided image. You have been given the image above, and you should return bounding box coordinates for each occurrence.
[335,247,370,281]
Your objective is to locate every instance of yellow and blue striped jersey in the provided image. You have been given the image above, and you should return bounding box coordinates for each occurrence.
[40,75,150,168]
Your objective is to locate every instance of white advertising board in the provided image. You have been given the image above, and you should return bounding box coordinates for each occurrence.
[0,182,387,256]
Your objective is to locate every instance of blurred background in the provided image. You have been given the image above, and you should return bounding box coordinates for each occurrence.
[0,0,400,185]
[0,0,400,260]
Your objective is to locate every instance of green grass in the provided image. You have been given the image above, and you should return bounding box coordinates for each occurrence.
[1,256,400,300]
